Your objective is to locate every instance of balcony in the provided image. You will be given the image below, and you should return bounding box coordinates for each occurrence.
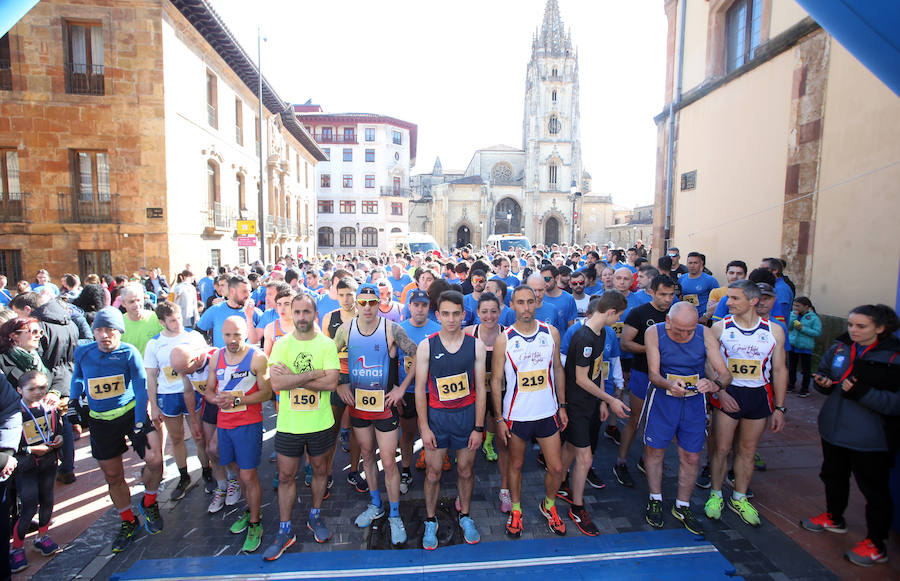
[265,214,275,236]
[0,60,10,91]
[0,193,26,222]
[64,63,104,95]
[207,201,236,231]
[380,186,411,197]
[58,192,118,223]
[312,133,357,144]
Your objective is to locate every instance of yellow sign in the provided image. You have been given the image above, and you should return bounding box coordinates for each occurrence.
[237,220,257,235]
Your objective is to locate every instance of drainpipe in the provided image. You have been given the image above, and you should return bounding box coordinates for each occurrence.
[664,0,687,248]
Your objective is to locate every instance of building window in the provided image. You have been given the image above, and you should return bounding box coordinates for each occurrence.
[0,149,23,222]
[304,162,309,188]
[365,128,375,142]
[551,67,558,77]
[340,200,356,214]
[236,173,245,210]
[339,227,356,247]
[321,127,333,140]
[392,130,402,145]
[549,164,558,188]
[65,21,104,95]
[365,175,375,189]
[548,115,560,135]
[207,161,219,208]
[74,150,111,202]
[342,148,352,162]
[0,34,11,91]
[343,127,355,141]
[317,200,333,213]
[342,174,353,189]
[255,116,261,157]
[322,148,330,160]
[361,227,378,247]
[206,70,217,128]
[392,177,401,193]
[296,153,300,183]
[365,149,375,163]
[234,98,243,145]
[77,250,111,279]
[391,202,403,216]
[0,249,22,283]
[318,227,334,247]
[726,0,762,73]
[210,249,221,269]
[551,90,557,103]
[491,163,513,183]
[320,174,331,188]
[238,248,247,264]
[362,201,377,214]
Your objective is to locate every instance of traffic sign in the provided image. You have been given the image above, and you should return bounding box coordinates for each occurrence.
[237,235,257,247]
[237,220,256,235]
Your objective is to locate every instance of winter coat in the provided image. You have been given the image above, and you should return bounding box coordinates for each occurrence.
[788,310,822,352]
[32,298,79,397]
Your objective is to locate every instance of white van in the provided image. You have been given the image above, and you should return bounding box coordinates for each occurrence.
[486,233,531,252]
[393,232,442,256]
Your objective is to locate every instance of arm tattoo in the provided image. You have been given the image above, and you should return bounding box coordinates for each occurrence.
[392,324,418,356]
[333,325,347,352]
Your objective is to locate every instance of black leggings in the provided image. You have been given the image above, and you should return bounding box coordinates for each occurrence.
[14,453,58,540]
[789,351,812,391]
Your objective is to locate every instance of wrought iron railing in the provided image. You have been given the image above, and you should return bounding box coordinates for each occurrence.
[58,192,118,223]
[0,193,26,222]
[64,63,104,95]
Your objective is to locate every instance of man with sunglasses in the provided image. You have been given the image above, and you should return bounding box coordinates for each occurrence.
[541,265,577,331]
[333,284,419,546]
[568,271,591,323]
[463,270,488,323]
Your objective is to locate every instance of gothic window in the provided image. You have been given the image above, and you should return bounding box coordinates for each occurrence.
[491,163,513,183]
[551,67,558,78]
[549,164,558,188]
[551,90,557,103]
[548,115,560,135]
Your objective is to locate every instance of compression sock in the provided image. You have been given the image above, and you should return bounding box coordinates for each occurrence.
[119,507,136,522]
[143,492,157,507]
[389,501,400,518]
[370,489,382,508]
[279,521,292,534]
[512,502,521,512]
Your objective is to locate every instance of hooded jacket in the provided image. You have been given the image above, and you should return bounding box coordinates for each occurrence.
[816,333,900,452]
[0,372,23,473]
[33,298,79,397]
[788,310,822,352]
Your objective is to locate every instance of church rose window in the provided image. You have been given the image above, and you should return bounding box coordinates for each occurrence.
[492,163,513,183]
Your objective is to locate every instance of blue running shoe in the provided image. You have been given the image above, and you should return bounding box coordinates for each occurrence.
[354,503,384,528]
[389,516,407,545]
[422,520,438,550]
[459,515,480,544]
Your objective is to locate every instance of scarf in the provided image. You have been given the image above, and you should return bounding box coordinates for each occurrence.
[8,347,49,377]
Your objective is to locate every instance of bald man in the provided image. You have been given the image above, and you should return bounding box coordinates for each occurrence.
[642,302,731,535]
[204,316,272,553]
[527,273,568,334]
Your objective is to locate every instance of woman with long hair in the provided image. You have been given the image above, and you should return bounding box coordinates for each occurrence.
[0,318,49,388]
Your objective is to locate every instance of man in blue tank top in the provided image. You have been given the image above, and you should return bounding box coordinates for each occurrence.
[642,302,731,536]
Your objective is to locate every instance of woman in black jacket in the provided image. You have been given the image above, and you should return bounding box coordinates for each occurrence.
[801,304,900,567]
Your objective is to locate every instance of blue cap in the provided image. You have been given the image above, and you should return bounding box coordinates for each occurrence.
[357,283,379,296]
[408,289,430,304]
[92,307,126,334]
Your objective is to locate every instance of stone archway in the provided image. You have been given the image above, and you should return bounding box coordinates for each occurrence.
[544,217,560,246]
[456,224,471,248]
[493,198,522,235]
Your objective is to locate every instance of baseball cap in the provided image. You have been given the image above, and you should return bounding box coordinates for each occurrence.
[272,264,284,272]
[756,282,776,297]
[408,289,430,304]
[357,283,379,297]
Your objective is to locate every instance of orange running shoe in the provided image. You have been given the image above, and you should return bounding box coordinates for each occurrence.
[539,499,567,536]
[505,509,523,537]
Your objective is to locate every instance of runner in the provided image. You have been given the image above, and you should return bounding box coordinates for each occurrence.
[397,289,439,494]
[196,276,261,348]
[707,260,748,323]
[69,307,164,553]
[204,316,272,553]
[705,280,787,527]
[643,302,731,534]
[558,293,630,536]
[540,265,577,330]
[334,283,419,545]
[143,301,209,501]
[263,294,340,560]
[262,287,295,356]
[492,285,568,537]
[526,273,568,334]
[415,290,487,549]
[678,252,719,323]
[614,275,676,487]
[568,270,591,323]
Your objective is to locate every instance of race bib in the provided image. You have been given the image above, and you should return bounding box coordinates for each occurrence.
[601,361,610,381]
[728,358,762,381]
[518,368,550,393]
[611,322,624,338]
[222,390,246,413]
[682,294,699,306]
[162,365,181,382]
[436,372,470,402]
[88,375,126,400]
[666,373,700,397]
[190,379,207,394]
[355,388,384,412]
[591,357,605,381]
[403,356,414,374]
[23,416,50,445]
[289,388,320,411]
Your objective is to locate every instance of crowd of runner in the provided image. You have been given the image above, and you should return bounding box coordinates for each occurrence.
[0,241,896,574]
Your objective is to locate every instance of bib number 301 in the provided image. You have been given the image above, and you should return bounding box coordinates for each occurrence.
[436,372,470,402]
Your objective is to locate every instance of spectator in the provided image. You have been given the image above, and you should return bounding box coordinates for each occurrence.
[144,268,170,298]
[788,297,822,397]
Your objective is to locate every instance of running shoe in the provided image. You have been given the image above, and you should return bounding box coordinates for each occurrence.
[354,503,385,528]
[645,499,664,528]
[416,450,426,470]
[208,487,226,513]
[399,470,412,495]
[637,457,647,476]
[304,464,313,487]
[539,500,566,536]
[389,516,407,545]
[170,475,191,501]
[442,454,452,471]
[340,428,350,453]
[696,465,711,489]
[422,520,438,550]
[459,515,480,544]
[262,531,296,561]
[203,468,216,494]
[499,489,512,514]
[798,389,810,398]
[754,452,767,472]
[704,492,724,520]
[555,482,574,505]
[243,522,263,553]
[225,478,242,506]
[728,496,760,527]
[672,505,704,535]
[139,501,163,535]
[613,462,634,488]
[586,468,606,489]
[845,538,888,567]
[801,512,847,533]
[483,439,498,462]
[505,509,523,537]
[348,471,368,493]
[307,514,332,543]
[111,519,140,553]
[33,534,61,556]
[604,424,622,445]
[568,506,600,536]
[9,548,27,573]
[230,510,251,534]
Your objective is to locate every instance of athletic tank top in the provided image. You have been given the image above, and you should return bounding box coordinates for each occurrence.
[656,322,706,397]
[474,324,504,392]
[719,315,776,388]
[274,319,289,340]
[327,310,349,375]
[502,323,557,421]
[347,317,392,420]
[426,333,476,409]
[215,347,262,428]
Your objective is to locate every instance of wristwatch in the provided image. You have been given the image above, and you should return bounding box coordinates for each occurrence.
[473,426,484,433]
[233,396,243,408]
[559,403,568,409]
[774,405,787,415]
[713,379,725,391]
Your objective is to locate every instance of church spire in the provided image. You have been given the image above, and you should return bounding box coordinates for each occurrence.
[539,0,571,56]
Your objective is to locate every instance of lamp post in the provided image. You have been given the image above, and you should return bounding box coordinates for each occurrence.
[256,27,266,264]
[569,180,582,245]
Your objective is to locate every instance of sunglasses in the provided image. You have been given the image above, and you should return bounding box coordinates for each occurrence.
[17,328,43,336]
[472,277,485,284]
[570,281,585,286]
[356,299,378,307]
[543,276,553,282]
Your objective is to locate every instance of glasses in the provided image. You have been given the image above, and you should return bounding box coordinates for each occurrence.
[16,328,43,336]
[570,281,585,286]
[543,276,553,282]
[356,299,378,307]
[472,277,484,284]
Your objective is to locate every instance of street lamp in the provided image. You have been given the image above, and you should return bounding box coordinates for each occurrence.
[569,179,582,245]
